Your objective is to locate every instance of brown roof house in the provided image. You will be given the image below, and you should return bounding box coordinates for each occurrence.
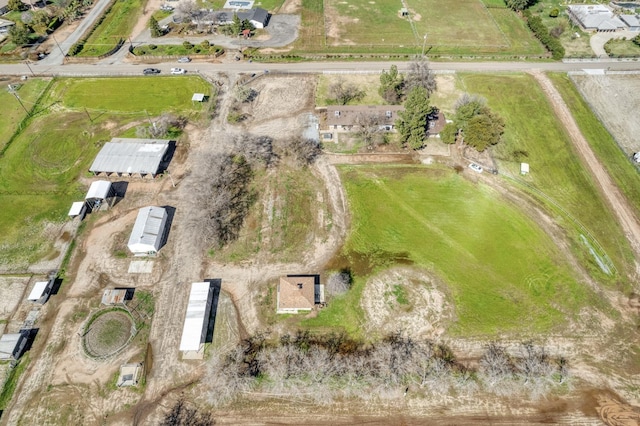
[326,105,404,132]
[277,275,324,314]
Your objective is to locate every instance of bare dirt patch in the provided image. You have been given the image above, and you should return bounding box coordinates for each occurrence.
[83,309,135,359]
[361,267,453,339]
[0,277,29,321]
[570,73,640,156]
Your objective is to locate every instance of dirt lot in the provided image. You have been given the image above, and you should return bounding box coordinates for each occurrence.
[570,73,640,157]
[0,277,29,323]
[4,72,640,426]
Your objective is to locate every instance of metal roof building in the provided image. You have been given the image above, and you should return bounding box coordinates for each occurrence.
[127,206,169,255]
[0,332,29,360]
[85,180,113,202]
[68,201,87,218]
[179,282,214,353]
[27,281,52,303]
[89,138,170,177]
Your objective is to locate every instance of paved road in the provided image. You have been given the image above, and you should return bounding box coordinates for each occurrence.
[3,58,640,77]
[40,0,114,66]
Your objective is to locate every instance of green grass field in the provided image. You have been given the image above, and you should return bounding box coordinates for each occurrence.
[203,0,285,10]
[604,38,640,57]
[79,0,144,57]
[0,79,50,151]
[548,73,640,219]
[304,165,598,337]
[0,77,210,268]
[458,73,635,280]
[292,0,543,56]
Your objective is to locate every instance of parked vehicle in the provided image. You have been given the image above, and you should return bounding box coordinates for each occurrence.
[469,163,483,173]
[143,68,161,75]
[160,4,174,10]
[177,57,191,63]
[170,68,186,74]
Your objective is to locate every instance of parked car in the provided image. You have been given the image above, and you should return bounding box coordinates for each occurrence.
[170,68,186,74]
[143,68,161,75]
[160,4,174,10]
[177,57,191,63]
[469,163,483,173]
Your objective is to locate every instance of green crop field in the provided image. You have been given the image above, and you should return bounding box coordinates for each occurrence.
[548,73,640,218]
[458,73,635,280]
[293,0,543,55]
[79,0,144,57]
[0,77,210,268]
[304,165,599,337]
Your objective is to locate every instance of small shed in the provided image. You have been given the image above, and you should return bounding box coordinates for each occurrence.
[179,282,214,355]
[117,363,143,387]
[85,180,114,208]
[400,7,408,16]
[521,162,530,175]
[0,331,29,361]
[192,93,206,102]
[276,274,323,314]
[101,288,128,305]
[68,201,87,218]
[127,206,169,256]
[27,280,53,304]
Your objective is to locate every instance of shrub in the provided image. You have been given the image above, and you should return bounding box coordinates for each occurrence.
[549,8,559,18]
[524,10,565,60]
[149,44,157,50]
[68,41,85,56]
[200,40,210,48]
[182,41,193,49]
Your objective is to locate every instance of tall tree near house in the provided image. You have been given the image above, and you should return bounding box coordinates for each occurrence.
[405,57,437,97]
[328,79,365,105]
[505,0,537,11]
[396,86,434,150]
[379,65,404,104]
[452,93,504,152]
[149,16,162,38]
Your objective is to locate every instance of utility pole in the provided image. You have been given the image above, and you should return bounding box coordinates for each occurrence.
[24,60,35,77]
[51,34,65,57]
[8,85,29,115]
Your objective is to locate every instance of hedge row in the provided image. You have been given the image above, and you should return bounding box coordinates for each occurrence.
[524,10,565,60]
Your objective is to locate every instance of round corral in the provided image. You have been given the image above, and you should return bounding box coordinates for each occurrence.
[82,309,135,359]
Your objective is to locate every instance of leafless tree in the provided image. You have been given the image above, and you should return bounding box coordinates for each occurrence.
[454,93,486,110]
[405,58,437,97]
[325,271,351,297]
[160,398,215,426]
[232,84,255,103]
[232,134,277,168]
[178,0,200,23]
[328,78,365,105]
[274,136,322,166]
[354,113,385,148]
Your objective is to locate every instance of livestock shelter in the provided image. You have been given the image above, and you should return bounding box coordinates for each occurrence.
[85,180,114,209]
[179,282,214,357]
[521,163,530,175]
[192,93,206,102]
[0,331,29,360]
[117,363,142,387]
[68,201,87,218]
[276,274,324,314]
[101,288,129,305]
[127,206,169,256]
[89,138,171,178]
[27,279,54,304]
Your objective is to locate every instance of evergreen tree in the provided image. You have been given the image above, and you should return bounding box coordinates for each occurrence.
[396,87,434,150]
[149,16,162,38]
[379,65,404,104]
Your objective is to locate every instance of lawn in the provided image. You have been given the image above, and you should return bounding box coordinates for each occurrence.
[79,0,144,57]
[458,73,635,280]
[0,77,210,268]
[548,73,640,219]
[604,38,640,57]
[0,79,50,152]
[315,74,385,106]
[133,44,223,57]
[304,165,598,337]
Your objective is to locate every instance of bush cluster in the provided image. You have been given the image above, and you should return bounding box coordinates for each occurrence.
[524,10,565,60]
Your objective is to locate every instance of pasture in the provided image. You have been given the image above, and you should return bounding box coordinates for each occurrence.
[458,73,635,280]
[305,165,598,337]
[0,77,210,268]
[295,0,543,55]
[78,0,144,57]
[0,79,50,152]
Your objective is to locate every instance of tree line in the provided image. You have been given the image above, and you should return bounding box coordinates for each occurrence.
[206,330,569,406]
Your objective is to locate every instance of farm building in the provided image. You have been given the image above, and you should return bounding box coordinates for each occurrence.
[27,279,54,304]
[89,138,171,178]
[0,331,29,360]
[567,5,626,32]
[190,7,269,28]
[117,363,142,387]
[68,201,87,218]
[276,275,324,314]
[127,206,169,256]
[0,18,15,33]
[85,180,114,209]
[179,282,214,355]
[101,288,129,305]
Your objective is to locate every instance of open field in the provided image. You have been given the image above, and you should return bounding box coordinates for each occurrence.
[0,77,210,269]
[294,0,543,55]
[604,38,640,57]
[79,0,144,57]
[0,79,50,151]
[305,165,601,337]
[531,0,594,57]
[549,73,640,219]
[458,73,635,280]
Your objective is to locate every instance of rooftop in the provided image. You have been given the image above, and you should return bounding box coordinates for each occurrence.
[326,105,404,127]
[128,206,167,252]
[89,138,170,176]
[179,282,213,351]
[278,275,316,311]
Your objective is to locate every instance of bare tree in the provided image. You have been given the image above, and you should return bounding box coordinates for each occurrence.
[354,113,385,148]
[160,399,215,426]
[326,271,351,297]
[275,136,322,166]
[405,57,437,97]
[232,84,255,103]
[232,134,277,168]
[328,78,365,105]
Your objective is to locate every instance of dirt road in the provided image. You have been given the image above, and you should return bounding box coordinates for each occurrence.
[531,71,640,264]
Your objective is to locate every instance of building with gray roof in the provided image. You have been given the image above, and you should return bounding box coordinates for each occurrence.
[127,206,168,255]
[89,138,170,178]
[567,5,626,32]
